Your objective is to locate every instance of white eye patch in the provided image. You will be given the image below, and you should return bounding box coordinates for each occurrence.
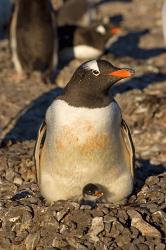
[83,60,100,73]
[96,25,106,35]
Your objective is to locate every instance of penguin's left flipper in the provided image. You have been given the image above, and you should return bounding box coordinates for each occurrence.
[120,118,135,178]
[34,121,47,183]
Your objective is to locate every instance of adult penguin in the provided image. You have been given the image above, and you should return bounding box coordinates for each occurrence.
[9,0,58,82]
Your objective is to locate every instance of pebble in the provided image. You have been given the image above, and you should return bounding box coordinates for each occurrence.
[13,176,23,185]
[128,210,161,238]
[25,232,40,250]
[56,209,70,222]
[88,217,104,242]
[0,0,166,249]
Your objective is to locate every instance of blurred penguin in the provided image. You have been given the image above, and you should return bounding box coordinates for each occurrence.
[162,0,166,45]
[9,0,58,83]
[58,22,122,62]
[57,0,101,27]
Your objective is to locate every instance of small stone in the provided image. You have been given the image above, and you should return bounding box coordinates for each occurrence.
[66,237,88,250]
[128,210,161,238]
[155,243,166,250]
[13,176,23,185]
[56,209,69,222]
[5,168,15,181]
[59,224,68,234]
[110,221,124,238]
[129,244,139,250]
[104,222,111,234]
[52,233,68,248]
[136,243,149,250]
[116,233,131,247]
[104,215,117,223]
[88,217,104,242]
[131,226,139,238]
[25,232,40,250]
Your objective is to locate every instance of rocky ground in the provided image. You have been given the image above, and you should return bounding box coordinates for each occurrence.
[0,0,166,249]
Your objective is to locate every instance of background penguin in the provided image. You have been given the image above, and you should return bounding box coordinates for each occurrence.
[9,0,58,82]
[162,0,166,45]
[57,0,100,27]
[58,23,122,62]
[35,59,135,204]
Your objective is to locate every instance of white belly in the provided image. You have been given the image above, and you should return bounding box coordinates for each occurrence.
[73,45,102,59]
[60,45,102,61]
[40,100,133,202]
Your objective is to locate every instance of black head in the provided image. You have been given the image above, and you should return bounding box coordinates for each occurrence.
[82,183,103,199]
[60,59,134,108]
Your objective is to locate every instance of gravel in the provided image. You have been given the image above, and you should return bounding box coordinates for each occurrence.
[0,0,166,249]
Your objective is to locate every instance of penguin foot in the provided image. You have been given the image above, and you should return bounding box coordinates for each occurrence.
[9,72,27,83]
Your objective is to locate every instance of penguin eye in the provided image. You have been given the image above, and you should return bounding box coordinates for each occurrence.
[92,70,100,76]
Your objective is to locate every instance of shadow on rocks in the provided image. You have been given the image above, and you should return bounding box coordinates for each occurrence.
[2,87,62,143]
[106,29,166,59]
[96,0,133,6]
[134,159,166,194]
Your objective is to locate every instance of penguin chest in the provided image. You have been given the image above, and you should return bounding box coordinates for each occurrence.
[44,100,123,175]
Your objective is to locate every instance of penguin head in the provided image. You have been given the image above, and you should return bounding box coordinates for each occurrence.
[82,183,103,201]
[66,59,134,95]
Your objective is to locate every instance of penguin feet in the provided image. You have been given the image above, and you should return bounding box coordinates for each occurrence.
[9,72,27,83]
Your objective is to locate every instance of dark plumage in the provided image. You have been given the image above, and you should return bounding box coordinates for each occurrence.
[57,0,99,27]
[9,0,58,81]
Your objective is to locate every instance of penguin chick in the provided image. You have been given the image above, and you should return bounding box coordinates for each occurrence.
[9,0,58,82]
[35,59,135,203]
[58,23,121,61]
[80,183,104,207]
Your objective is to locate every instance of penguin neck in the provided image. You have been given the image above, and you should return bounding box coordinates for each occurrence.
[59,87,114,108]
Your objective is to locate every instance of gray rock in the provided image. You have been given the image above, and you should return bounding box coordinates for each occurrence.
[128,210,161,238]
[88,217,104,242]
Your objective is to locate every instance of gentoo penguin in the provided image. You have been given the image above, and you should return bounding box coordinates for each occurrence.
[58,23,121,61]
[162,0,166,45]
[35,59,135,203]
[57,0,100,27]
[9,0,58,81]
[80,183,104,207]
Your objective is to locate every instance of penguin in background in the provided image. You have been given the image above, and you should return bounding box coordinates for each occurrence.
[9,0,58,82]
[58,22,122,62]
[57,0,101,27]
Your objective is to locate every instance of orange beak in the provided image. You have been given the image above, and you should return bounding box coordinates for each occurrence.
[106,68,135,78]
[95,191,104,198]
[110,27,122,34]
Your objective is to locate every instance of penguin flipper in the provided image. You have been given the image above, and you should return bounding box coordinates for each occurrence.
[120,119,135,178]
[34,121,47,183]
